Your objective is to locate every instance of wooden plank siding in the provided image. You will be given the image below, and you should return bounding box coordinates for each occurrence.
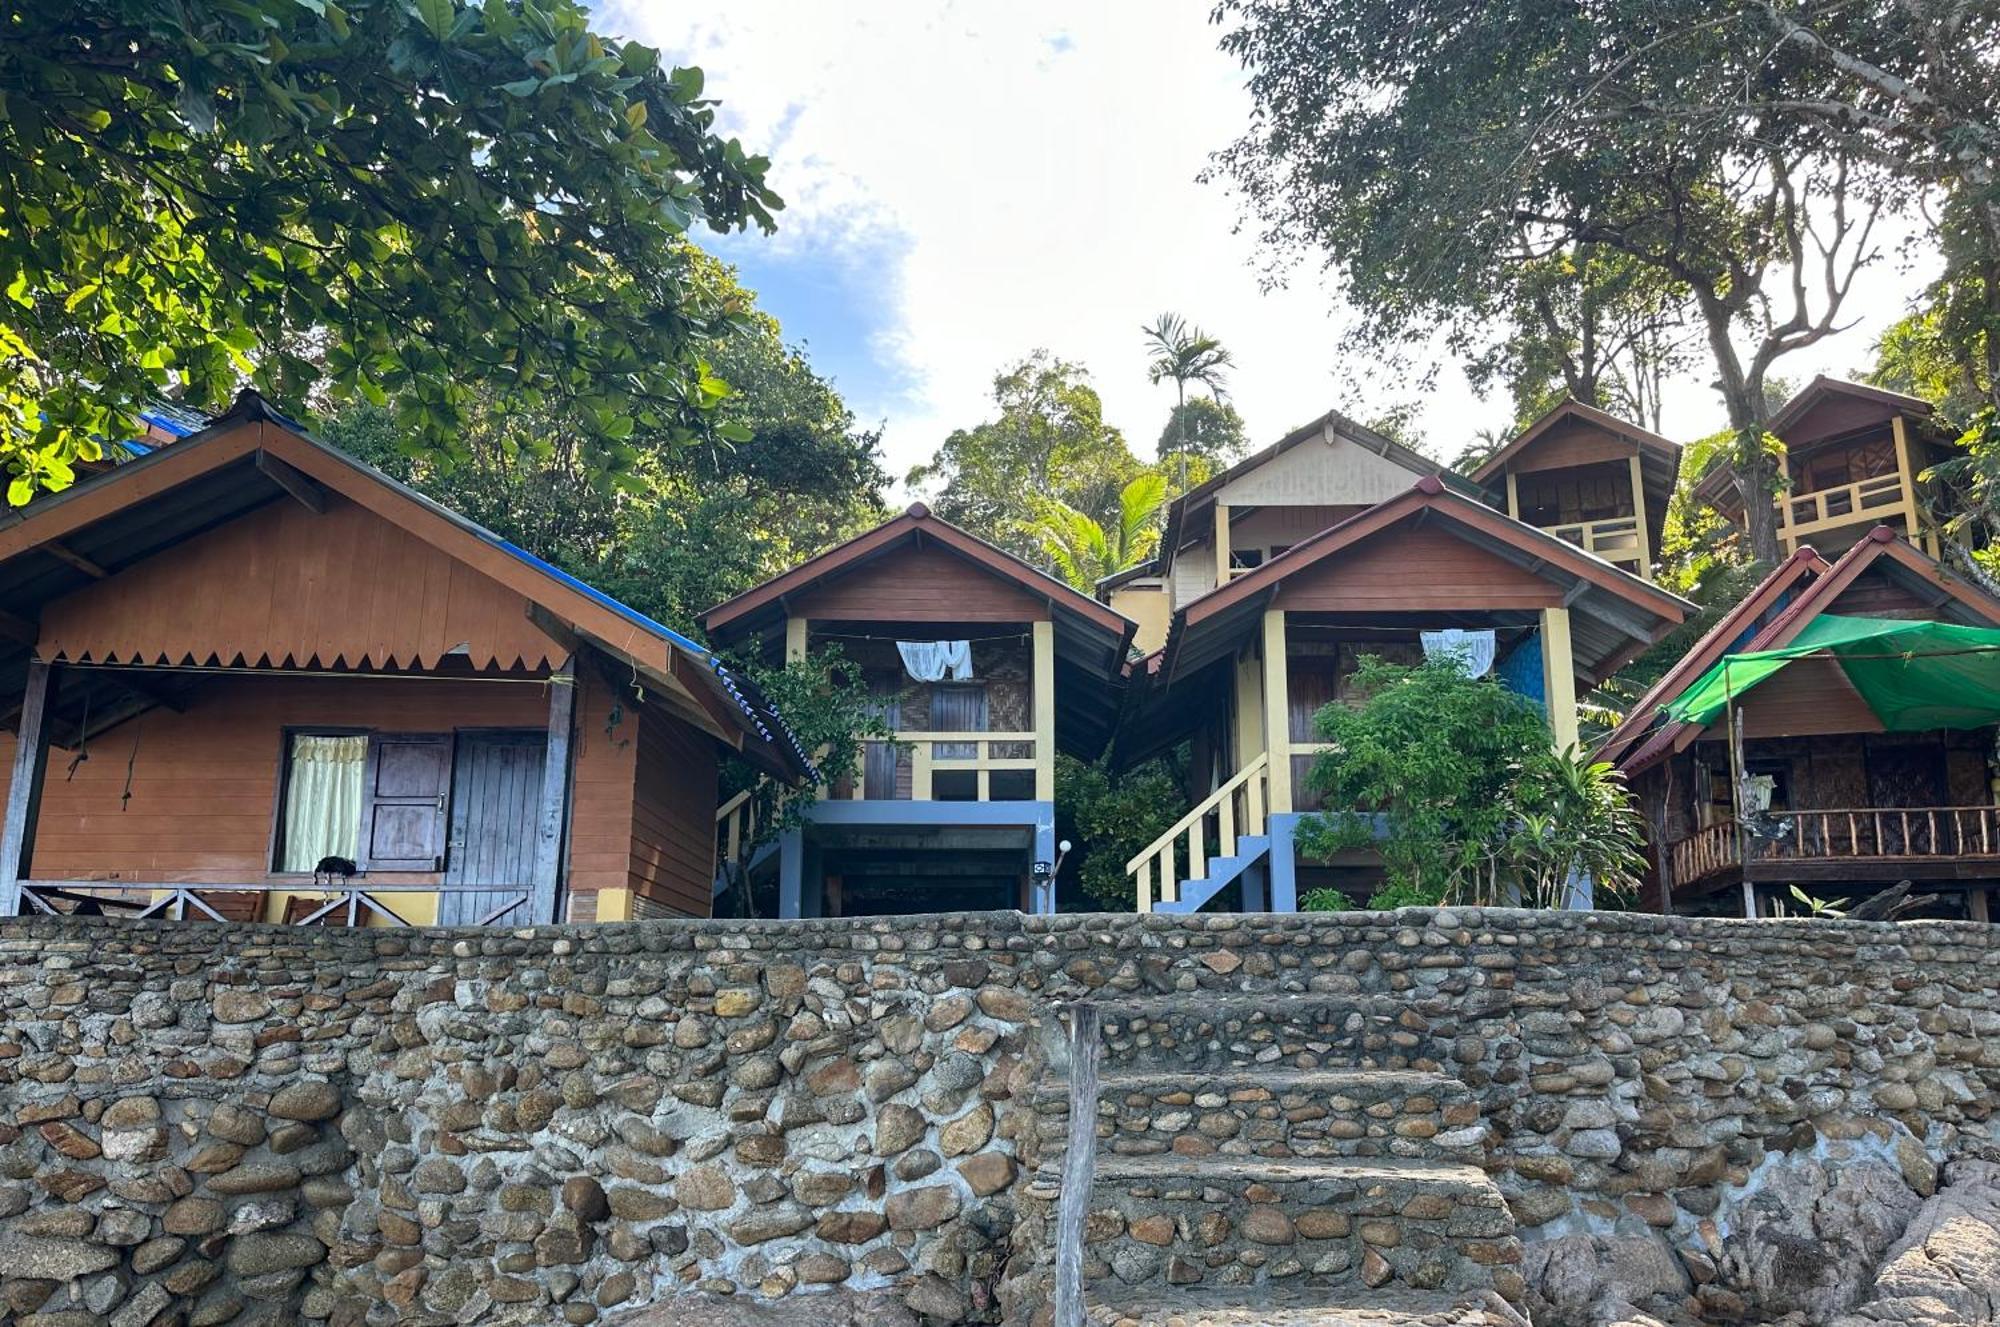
[789,543,1050,623]
[1823,567,1944,619]
[37,493,562,673]
[0,665,709,913]
[1498,418,1634,474]
[627,701,720,916]
[1269,525,1566,613]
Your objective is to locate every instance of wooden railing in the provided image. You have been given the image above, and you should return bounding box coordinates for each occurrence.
[1780,472,1907,539]
[846,730,1038,802]
[716,786,763,872]
[1128,752,1268,912]
[1671,804,2000,885]
[13,880,530,927]
[1544,515,1644,570]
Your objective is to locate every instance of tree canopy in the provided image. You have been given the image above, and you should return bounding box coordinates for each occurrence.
[0,0,780,503]
[1157,395,1246,466]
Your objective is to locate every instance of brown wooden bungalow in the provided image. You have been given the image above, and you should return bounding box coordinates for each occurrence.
[1468,398,1681,581]
[700,503,1134,918]
[0,392,809,928]
[1695,376,1962,559]
[1608,528,2000,919]
[1116,476,1693,914]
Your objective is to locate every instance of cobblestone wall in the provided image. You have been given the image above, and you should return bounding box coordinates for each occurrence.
[0,909,1996,1326]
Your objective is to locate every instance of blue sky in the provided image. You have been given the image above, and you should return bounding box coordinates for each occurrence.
[608,1,1939,492]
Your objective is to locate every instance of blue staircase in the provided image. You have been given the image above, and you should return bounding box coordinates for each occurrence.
[1152,834,1271,914]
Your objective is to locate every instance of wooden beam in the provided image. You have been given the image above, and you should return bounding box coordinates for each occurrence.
[255,449,328,514]
[43,541,107,579]
[1261,609,1292,815]
[785,616,808,664]
[1033,619,1056,802]
[529,655,578,926]
[102,669,186,714]
[1539,606,1579,751]
[1,661,54,916]
[1213,503,1232,589]
[1627,453,1654,581]
[525,603,583,656]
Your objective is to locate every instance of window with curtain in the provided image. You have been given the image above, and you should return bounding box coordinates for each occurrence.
[280,734,367,871]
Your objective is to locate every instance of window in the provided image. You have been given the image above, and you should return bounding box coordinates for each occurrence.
[278,732,452,872]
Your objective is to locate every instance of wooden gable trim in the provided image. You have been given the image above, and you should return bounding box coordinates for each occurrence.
[701,504,1130,639]
[1768,374,1931,437]
[1184,478,1690,629]
[1597,547,1828,765]
[1470,398,1677,486]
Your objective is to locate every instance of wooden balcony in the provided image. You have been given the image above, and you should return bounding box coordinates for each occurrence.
[1779,472,1909,545]
[13,880,529,926]
[1543,515,1645,574]
[1670,805,2000,891]
[842,730,1041,802]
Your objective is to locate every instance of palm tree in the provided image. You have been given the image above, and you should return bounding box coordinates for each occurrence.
[1142,313,1234,488]
[1030,472,1169,593]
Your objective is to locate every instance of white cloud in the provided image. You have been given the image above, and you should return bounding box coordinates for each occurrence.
[607,0,1940,484]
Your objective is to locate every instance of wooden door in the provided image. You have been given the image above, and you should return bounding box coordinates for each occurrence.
[932,683,988,760]
[360,735,452,870]
[863,685,901,801]
[438,732,546,927]
[1289,660,1339,812]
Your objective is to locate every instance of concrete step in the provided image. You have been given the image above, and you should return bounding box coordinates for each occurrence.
[1032,1155,1522,1303]
[1027,1068,1490,1165]
[1081,993,1454,1072]
[1085,1285,1519,1327]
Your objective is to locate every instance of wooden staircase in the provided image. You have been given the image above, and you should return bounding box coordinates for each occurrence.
[1129,754,1273,914]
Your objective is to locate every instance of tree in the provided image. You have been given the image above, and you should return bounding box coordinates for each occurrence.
[1142,313,1234,486]
[1296,655,1646,907]
[1871,306,2000,569]
[1211,0,1890,564]
[1158,396,1248,466]
[0,0,781,503]
[908,352,1143,561]
[1031,472,1169,592]
[1055,751,1192,911]
[325,251,886,627]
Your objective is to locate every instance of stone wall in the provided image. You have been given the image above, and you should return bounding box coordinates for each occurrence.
[0,909,1996,1326]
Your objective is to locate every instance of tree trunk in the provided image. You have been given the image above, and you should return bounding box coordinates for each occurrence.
[1695,294,1784,565]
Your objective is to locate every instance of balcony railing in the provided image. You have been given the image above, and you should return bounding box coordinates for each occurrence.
[13,880,530,926]
[845,730,1039,802]
[1670,805,2000,887]
[1779,472,1908,540]
[1129,752,1268,912]
[1543,515,1644,571]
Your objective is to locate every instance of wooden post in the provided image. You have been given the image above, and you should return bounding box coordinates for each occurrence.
[1505,472,1521,520]
[1,660,53,917]
[1968,888,1990,925]
[1233,648,1264,770]
[1053,1002,1100,1327]
[1627,453,1653,580]
[785,616,808,665]
[1033,619,1056,802]
[1891,415,1926,551]
[529,655,578,925]
[1538,606,1579,751]
[1214,503,1232,586]
[1261,610,1292,814]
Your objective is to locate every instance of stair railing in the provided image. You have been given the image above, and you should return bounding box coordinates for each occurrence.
[1127,752,1269,912]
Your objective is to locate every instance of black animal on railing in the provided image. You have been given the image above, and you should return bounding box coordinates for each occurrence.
[313,856,358,888]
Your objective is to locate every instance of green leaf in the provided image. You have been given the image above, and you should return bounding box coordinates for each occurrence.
[412,0,455,40]
[499,77,542,97]
[624,101,647,131]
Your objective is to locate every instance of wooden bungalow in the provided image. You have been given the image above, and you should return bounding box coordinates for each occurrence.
[1694,376,1962,559]
[0,392,810,928]
[1469,399,1681,581]
[700,504,1134,918]
[1609,528,2000,919]
[1116,476,1693,914]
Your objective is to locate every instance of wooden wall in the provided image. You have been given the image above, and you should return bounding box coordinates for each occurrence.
[37,494,562,672]
[1270,525,1563,613]
[1824,568,1939,619]
[0,666,711,913]
[790,544,1048,623]
[1215,431,1423,507]
[1506,418,1634,474]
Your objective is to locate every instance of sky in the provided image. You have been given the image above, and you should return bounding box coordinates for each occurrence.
[604,0,1942,491]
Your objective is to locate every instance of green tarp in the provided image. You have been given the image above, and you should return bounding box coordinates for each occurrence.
[1662,615,2000,732]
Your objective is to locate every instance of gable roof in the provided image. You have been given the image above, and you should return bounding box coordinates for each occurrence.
[1615,527,2000,773]
[700,503,1137,759]
[1157,475,1692,686]
[1767,374,1932,438]
[1156,408,1481,564]
[1468,398,1679,486]
[1595,546,1828,767]
[0,390,812,779]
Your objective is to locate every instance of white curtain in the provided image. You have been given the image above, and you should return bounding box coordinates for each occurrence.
[897,640,973,682]
[1420,629,1497,678]
[282,735,367,871]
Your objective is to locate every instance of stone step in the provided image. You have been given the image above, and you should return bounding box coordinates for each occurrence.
[1033,1155,1522,1304]
[1026,1069,1490,1165]
[1086,1285,1518,1327]
[1083,994,1461,1072]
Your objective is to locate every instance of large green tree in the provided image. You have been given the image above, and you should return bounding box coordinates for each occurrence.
[1211,0,1890,564]
[1157,395,1247,468]
[325,251,886,626]
[908,352,1145,561]
[0,0,780,503]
